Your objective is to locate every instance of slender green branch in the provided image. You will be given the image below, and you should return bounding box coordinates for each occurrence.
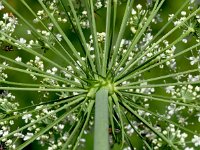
[0,86,85,92]
[0,55,72,85]
[0,98,84,141]
[0,95,85,123]
[108,0,134,71]
[108,97,116,139]
[15,104,81,150]
[121,0,190,73]
[37,0,87,71]
[115,42,200,85]
[112,93,125,148]
[1,0,86,78]
[60,0,97,75]
[118,93,200,136]
[73,101,94,149]
[114,0,164,73]
[84,0,101,74]
[9,94,85,114]
[61,99,88,150]
[117,80,200,90]
[121,101,179,150]
[115,28,192,81]
[151,7,200,51]
[121,68,200,87]
[0,31,84,83]
[19,0,87,77]
[124,99,199,136]
[0,80,61,88]
[108,0,118,71]
[102,0,112,76]
[115,5,200,81]
[121,91,200,108]
[122,111,153,150]
[0,64,81,87]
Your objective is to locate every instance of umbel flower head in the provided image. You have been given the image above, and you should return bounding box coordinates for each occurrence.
[0,0,200,149]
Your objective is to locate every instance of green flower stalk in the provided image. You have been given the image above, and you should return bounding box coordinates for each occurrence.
[0,0,200,149]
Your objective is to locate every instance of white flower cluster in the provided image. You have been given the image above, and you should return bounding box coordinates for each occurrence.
[0,12,18,36]
[192,135,200,147]
[0,92,18,148]
[128,5,146,34]
[165,84,200,101]
[163,124,188,147]
[26,56,44,80]
[0,62,8,80]
[0,1,4,10]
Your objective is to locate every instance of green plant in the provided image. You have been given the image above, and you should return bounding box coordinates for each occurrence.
[0,0,200,149]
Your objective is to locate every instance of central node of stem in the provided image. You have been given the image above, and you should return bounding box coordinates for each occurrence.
[87,78,115,98]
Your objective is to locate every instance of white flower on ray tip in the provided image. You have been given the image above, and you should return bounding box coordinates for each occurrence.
[27,30,31,35]
[3,13,9,20]
[15,57,22,62]
[192,135,200,147]
[23,132,34,141]
[131,9,136,15]
[197,113,200,122]
[19,38,26,44]
[165,86,175,94]
[189,56,200,65]
[52,67,58,73]
[0,2,4,10]
[185,148,194,150]
[56,34,62,41]
[22,114,32,123]
[136,4,142,10]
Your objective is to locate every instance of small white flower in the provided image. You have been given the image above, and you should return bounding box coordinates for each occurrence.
[0,2,4,10]
[37,10,44,16]
[35,56,41,61]
[181,11,186,16]
[123,147,131,150]
[80,138,86,143]
[95,1,102,9]
[82,11,87,15]
[165,86,175,94]
[130,27,137,33]
[189,56,200,65]
[3,13,9,20]
[136,4,142,10]
[197,113,200,122]
[182,39,187,43]
[15,57,22,62]
[56,34,62,41]
[14,132,24,138]
[19,38,26,44]
[58,124,64,130]
[52,67,58,72]
[22,114,32,123]
[23,132,34,141]
[192,135,200,147]
[3,130,9,136]
[27,30,31,34]
[6,139,12,145]
[131,9,137,15]
[185,147,194,150]
[46,69,52,74]
[190,0,195,3]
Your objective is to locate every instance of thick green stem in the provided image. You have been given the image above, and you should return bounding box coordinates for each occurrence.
[94,88,109,150]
